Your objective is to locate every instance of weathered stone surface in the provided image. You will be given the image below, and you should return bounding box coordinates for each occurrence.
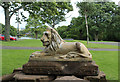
[13,68,22,73]
[1,70,106,82]
[30,53,92,61]
[13,72,56,82]
[1,73,15,82]
[54,76,85,80]
[1,59,106,82]
[84,71,106,82]
[23,59,98,76]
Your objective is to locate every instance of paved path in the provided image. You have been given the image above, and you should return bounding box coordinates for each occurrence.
[89,42,120,46]
[1,46,119,51]
[1,46,44,50]
[88,48,119,51]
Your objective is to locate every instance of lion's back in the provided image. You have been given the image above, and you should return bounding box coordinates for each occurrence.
[56,42,78,55]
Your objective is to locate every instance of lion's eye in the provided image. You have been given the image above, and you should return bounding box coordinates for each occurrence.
[45,33,48,36]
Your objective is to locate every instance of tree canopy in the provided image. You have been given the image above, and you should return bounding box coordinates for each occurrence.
[57,2,120,41]
[0,23,17,36]
[0,2,22,41]
[0,1,73,41]
[25,15,47,39]
[22,2,73,28]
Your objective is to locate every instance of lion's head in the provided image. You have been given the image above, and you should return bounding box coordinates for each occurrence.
[41,31,52,47]
[41,26,64,51]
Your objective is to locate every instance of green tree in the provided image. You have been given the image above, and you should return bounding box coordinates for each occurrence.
[0,23,17,36]
[77,2,95,44]
[68,17,86,40]
[88,2,117,41]
[76,2,119,41]
[0,2,22,41]
[0,1,73,41]
[25,15,47,39]
[23,2,73,39]
[57,26,69,39]
[106,5,120,41]
[22,2,73,28]
[57,17,87,40]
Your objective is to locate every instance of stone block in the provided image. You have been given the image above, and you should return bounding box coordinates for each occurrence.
[23,59,98,77]
[84,71,106,82]
[13,72,56,82]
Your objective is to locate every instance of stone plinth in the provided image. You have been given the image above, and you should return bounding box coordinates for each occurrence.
[1,52,106,82]
[84,71,106,82]
[13,73,56,82]
[23,55,98,77]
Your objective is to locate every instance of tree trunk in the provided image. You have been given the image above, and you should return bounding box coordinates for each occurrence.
[4,6,10,41]
[85,11,89,44]
[17,10,20,38]
[35,31,38,39]
[52,17,55,28]
[52,24,55,28]
[95,34,98,41]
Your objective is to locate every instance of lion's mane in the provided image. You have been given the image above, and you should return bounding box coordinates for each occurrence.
[47,27,64,52]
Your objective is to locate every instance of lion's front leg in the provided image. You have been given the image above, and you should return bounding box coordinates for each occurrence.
[30,51,52,58]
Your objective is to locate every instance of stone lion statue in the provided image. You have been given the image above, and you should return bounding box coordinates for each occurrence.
[31,26,92,59]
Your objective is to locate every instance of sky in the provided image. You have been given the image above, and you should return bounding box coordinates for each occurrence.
[0,0,120,29]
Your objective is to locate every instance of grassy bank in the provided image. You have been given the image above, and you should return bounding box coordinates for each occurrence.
[1,39,43,47]
[90,51,118,80]
[1,39,118,49]
[2,49,40,75]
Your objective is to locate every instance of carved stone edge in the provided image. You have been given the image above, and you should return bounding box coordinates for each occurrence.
[1,68,106,82]
[84,71,107,82]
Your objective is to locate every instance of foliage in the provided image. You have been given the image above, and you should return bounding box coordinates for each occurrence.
[0,23,17,36]
[22,2,73,38]
[0,2,22,41]
[57,26,70,39]
[88,2,118,41]
[22,2,73,28]
[77,2,95,16]
[105,6,120,41]
[58,2,120,41]
[57,17,87,40]
[77,2,96,43]
[0,2,73,41]
[25,15,47,39]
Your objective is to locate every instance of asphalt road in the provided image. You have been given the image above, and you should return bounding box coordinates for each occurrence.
[89,42,120,46]
[1,41,119,51]
[1,46,44,50]
[1,46,119,51]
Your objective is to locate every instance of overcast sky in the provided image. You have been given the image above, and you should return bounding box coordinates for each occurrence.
[0,0,119,29]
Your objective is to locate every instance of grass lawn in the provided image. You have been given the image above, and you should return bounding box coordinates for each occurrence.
[1,39,118,49]
[1,39,43,47]
[2,49,40,75]
[90,51,118,80]
[2,49,118,80]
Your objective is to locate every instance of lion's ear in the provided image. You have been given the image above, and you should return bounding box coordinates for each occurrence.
[51,29,55,34]
[51,29,53,33]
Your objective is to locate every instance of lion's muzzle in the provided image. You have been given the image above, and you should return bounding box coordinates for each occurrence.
[42,41,50,46]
